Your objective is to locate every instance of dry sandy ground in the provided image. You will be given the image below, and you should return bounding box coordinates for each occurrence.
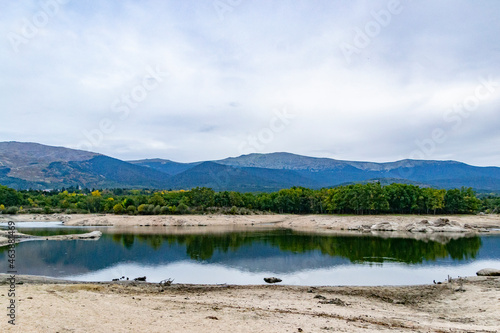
[2,213,500,231]
[0,276,499,333]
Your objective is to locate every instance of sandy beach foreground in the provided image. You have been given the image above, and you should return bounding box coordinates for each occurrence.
[0,275,499,332]
[1,214,499,332]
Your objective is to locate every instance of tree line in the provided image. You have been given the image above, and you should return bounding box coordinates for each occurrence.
[0,183,498,216]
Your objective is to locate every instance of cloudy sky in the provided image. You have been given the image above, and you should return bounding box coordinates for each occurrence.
[1,0,499,166]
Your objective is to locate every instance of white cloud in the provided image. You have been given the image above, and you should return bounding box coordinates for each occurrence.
[0,0,499,166]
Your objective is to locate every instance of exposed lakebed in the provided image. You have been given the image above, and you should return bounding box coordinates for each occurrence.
[1,222,499,286]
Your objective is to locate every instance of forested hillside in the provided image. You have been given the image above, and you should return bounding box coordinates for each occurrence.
[3,142,500,192]
[1,183,498,216]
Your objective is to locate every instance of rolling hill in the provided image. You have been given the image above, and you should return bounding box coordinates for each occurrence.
[1,142,500,192]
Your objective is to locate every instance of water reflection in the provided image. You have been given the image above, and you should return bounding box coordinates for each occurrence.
[109,230,482,264]
[0,227,497,285]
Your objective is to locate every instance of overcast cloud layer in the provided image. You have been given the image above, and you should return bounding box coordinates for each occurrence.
[1,0,499,166]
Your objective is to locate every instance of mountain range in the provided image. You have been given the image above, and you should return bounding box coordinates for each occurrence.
[1,141,500,192]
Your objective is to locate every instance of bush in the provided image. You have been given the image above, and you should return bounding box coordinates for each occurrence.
[127,205,137,215]
[5,206,18,215]
[177,203,188,214]
[138,204,155,215]
[113,203,124,214]
[28,207,45,214]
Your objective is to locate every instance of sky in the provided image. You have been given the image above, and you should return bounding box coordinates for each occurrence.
[1,0,499,166]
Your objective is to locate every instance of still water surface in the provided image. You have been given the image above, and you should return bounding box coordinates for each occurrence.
[1,222,499,286]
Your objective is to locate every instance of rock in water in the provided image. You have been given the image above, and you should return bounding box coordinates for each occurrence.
[264,277,282,284]
[476,268,500,276]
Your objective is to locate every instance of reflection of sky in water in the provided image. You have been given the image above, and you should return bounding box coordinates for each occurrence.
[63,259,500,286]
[0,227,498,286]
[0,222,66,228]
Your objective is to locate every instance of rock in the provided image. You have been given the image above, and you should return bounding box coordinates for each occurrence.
[476,268,500,276]
[433,218,450,227]
[348,224,371,231]
[134,276,147,281]
[371,222,398,231]
[406,218,468,233]
[319,298,348,306]
[406,220,433,233]
[77,231,102,239]
[264,277,282,284]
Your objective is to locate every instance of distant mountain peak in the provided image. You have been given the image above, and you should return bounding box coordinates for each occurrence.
[1,141,499,192]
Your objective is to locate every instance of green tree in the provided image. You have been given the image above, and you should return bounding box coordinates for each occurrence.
[113,203,124,214]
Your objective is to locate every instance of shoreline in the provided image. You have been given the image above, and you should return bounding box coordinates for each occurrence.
[1,212,499,231]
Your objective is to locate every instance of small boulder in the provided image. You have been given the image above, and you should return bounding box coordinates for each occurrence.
[476,268,500,276]
[371,222,398,231]
[264,277,282,284]
[433,218,450,227]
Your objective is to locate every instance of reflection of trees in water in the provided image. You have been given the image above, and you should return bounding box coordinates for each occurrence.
[109,230,482,264]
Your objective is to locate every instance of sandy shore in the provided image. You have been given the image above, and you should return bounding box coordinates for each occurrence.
[2,213,500,232]
[1,275,499,332]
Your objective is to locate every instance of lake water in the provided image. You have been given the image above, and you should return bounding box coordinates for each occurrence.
[1,222,499,286]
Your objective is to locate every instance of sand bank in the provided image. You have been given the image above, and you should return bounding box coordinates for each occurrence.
[1,213,499,230]
[1,274,499,332]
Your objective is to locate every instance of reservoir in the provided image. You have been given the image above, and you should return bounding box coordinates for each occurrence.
[1,222,499,286]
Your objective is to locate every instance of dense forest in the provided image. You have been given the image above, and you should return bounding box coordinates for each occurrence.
[0,183,499,216]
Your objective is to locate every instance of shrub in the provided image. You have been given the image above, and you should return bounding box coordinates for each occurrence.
[177,203,188,214]
[5,206,18,215]
[127,205,136,215]
[113,203,124,214]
